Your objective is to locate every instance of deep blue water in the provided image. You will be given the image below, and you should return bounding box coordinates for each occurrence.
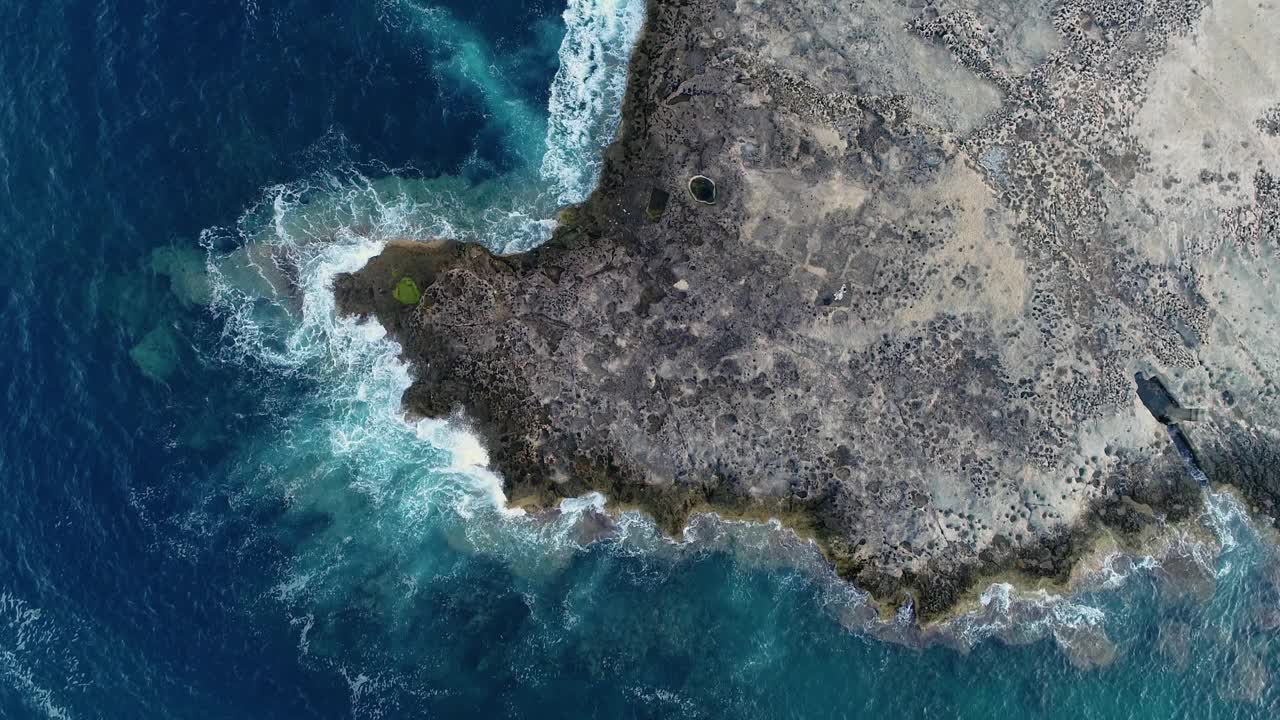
[0,1,1278,718]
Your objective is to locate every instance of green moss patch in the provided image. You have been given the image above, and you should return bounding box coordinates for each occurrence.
[393,276,421,305]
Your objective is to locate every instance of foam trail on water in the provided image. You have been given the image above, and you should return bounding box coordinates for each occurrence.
[0,593,76,720]
[0,657,73,720]
[1202,488,1254,554]
[397,2,548,167]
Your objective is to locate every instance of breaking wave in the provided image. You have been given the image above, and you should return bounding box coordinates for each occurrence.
[541,0,647,203]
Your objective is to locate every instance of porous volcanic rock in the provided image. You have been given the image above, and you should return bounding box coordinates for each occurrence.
[335,0,1280,619]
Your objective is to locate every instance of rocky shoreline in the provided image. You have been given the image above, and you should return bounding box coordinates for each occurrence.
[335,0,1280,621]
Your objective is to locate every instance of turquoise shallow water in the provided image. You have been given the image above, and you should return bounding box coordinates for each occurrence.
[0,1,1278,718]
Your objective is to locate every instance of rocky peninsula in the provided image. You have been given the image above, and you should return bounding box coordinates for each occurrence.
[334,0,1280,619]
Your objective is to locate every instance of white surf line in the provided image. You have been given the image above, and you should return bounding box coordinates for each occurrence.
[542,0,648,204]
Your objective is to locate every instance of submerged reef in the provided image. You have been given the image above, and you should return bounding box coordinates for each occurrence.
[335,0,1280,620]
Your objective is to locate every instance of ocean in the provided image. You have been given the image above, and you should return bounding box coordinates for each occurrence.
[0,0,1277,718]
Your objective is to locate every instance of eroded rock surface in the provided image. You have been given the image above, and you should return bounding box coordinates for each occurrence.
[335,0,1280,618]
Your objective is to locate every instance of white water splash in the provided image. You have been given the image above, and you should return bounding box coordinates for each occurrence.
[542,0,648,204]
[205,0,647,481]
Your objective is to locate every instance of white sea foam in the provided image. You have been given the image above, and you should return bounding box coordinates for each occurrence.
[1201,488,1254,554]
[206,0,645,495]
[627,686,699,715]
[1088,550,1160,590]
[339,667,398,720]
[412,417,518,519]
[291,613,316,657]
[542,0,647,204]
[0,654,74,720]
[413,417,489,470]
[560,490,609,516]
[944,581,1109,656]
